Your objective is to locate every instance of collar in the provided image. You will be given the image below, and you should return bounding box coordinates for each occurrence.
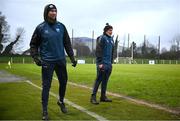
[103,33,112,38]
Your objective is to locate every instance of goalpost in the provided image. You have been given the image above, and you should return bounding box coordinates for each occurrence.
[114,41,137,64]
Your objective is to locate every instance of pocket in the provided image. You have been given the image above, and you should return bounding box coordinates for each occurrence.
[98,64,107,72]
[103,64,108,71]
[41,61,50,68]
[103,64,112,71]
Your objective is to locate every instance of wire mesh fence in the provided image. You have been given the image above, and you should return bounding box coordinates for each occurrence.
[0,56,179,64]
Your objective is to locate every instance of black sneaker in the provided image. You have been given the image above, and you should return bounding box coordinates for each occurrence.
[57,101,68,113]
[42,111,48,121]
[100,96,112,102]
[90,94,99,105]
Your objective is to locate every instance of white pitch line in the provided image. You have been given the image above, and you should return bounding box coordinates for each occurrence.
[25,80,107,121]
[52,78,180,115]
[23,70,180,115]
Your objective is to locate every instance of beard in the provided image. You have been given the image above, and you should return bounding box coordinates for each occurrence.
[47,17,56,24]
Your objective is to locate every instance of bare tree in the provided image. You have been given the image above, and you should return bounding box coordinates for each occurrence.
[12,27,25,53]
[161,47,167,53]
[0,11,10,53]
[2,27,25,55]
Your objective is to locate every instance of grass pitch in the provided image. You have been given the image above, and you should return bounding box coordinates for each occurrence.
[0,63,179,120]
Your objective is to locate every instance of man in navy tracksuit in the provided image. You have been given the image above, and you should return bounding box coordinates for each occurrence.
[30,4,77,120]
[91,23,117,104]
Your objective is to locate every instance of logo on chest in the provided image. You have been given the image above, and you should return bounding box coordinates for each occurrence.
[106,39,113,44]
[44,30,49,34]
[56,28,60,32]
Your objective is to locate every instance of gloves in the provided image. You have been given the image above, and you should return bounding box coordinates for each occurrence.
[70,56,77,67]
[72,60,77,67]
[33,56,42,66]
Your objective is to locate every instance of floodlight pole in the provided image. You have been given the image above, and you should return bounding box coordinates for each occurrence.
[117,37,119,64]
[158,35,161,64]
[128,33,130,48]
[131,42,134,61]
[92,30,94,54]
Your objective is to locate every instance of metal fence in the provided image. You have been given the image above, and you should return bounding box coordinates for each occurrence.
[117,58,180,64]
[0,56,180,64]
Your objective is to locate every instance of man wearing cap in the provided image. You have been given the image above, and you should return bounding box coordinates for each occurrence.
[30,4,77,120]
[90,23,117,104]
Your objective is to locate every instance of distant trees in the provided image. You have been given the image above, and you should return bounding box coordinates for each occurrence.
[130,41,137,57]
[120,39,158,59]
[119,34,180,60]
[74,42,91,57]
[2,27,25,55]
[0,12,10,53]
[0,11,25,55]
[160,34,180,60]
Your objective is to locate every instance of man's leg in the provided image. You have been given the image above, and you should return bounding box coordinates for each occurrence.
[92,69,103,95]
[55,61,68,113]
[91,67,103,104]
[41,62,55,119]
[100,65,112,102]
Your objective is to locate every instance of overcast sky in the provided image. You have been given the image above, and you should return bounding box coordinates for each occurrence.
[0,0,180,51]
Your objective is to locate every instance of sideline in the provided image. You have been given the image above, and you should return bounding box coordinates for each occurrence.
[25,80,107,121]
[66,80,180,115]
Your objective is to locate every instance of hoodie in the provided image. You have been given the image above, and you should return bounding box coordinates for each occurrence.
[30,4,74,62]
[43,4,57,24]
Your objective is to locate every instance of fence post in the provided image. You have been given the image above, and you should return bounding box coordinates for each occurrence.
[23,58,25,64]
[10,57,13,64]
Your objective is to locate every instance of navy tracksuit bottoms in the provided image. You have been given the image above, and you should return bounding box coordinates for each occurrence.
[41,60,67,111]
[92,64,112,96]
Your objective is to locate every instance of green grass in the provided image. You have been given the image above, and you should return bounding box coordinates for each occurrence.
[0,64,180,107]
[0,63,180,107]
[0,63,180,119]
[64,84,179,120]
[0,82,94,120]
[68,64,180,108]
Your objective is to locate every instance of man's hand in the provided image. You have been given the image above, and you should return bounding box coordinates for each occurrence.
[99,64,103,69]
[72,60,77,67]
[33,57,42,66]
[99,64,105,71]
[70,56,77,67]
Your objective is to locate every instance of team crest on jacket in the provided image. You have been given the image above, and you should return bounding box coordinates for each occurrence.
[44,30,49,34]
[56,28,60,32]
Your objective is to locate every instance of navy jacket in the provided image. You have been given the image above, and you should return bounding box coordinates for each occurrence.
[30,21,74,62]
[96,34,116,65]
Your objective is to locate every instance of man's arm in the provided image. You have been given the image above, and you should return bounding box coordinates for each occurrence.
[63,25,77,67]
[112,35,118,63]
[29,27,42,66]
[95,36,103,58]
[96,36,105,69]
